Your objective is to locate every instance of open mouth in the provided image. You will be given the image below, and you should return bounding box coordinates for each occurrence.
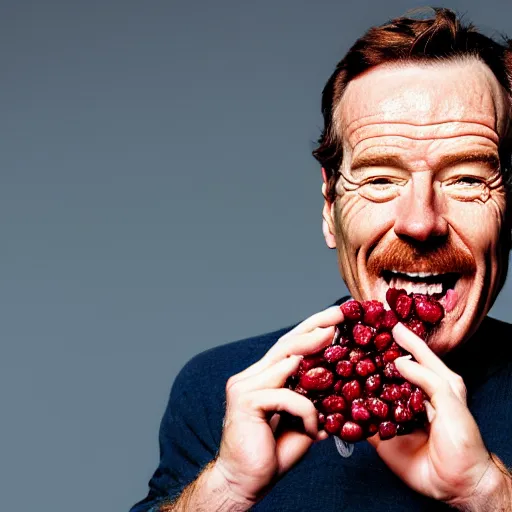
[381,269,460,300]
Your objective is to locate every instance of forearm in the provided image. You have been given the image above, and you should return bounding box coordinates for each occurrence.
[450,453,512,512]
[158,460,255,512]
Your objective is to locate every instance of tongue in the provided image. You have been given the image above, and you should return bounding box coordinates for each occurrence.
[440,289,458,313]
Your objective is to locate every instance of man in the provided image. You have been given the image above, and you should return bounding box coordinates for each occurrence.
[131,8,512,511]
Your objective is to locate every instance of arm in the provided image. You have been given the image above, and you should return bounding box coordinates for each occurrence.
[157,460,253,512]
[369,323,512,511]
[131,305,343,512]
[450,453,512,512]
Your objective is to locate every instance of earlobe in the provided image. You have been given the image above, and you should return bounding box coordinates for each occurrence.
[323,216,337,249]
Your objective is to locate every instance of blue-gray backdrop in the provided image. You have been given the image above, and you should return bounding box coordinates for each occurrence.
[1,1,511,511]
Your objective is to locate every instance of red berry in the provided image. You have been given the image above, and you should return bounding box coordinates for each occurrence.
[365,374,382,394]
[379,421,398,440]
[400,381,412,399]
[298,353,325,375]
[336,360,354,378]
[349,348,365,363]
[355,358,376,377]
[408,389,426,413]
[395,294,413,320]
[351,402,371,422]
[299,367,334,391]
[381,309,399,330]
[324,413,344,434]
[340,421,364,442]
[374,331,393,351]
[340,300,363,321]
[361,300,385,328]
[342,380,362,402]
[352,323,375,346]
[366,397,389,419]
[322,395,347,413]
[381,384,402,402]
[386,288,407,310]
[394,400,414,423]
[413,295,444,324]
[382,348,403,363]
[324,345,349,363]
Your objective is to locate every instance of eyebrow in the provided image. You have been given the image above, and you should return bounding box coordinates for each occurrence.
[351,151,500,172]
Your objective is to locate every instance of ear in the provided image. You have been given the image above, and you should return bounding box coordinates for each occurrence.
[321,167,337,249]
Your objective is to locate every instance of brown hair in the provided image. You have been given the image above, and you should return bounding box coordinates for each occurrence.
[313,7,512,202]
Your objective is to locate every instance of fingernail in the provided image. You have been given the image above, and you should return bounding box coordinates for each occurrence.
[395,354,412,363]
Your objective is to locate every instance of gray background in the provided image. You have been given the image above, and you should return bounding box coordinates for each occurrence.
[0,1,510,511]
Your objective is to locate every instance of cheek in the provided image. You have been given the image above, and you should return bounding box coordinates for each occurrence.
[334,192,395,251]
[445,197,504,257]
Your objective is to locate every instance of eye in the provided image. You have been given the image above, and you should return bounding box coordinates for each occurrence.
[454,176,483,186]
[367,177,393,186]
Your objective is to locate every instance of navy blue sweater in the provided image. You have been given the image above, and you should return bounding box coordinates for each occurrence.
[130,301,512,511]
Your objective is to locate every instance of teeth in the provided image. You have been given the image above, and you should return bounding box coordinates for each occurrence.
[389,277,443,296]
[390,269,440,278]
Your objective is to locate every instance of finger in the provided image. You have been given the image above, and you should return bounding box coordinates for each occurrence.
[232,326,335,385]
[394,356,465,404]
[239,388,319,438]
[392,323,458,381]
[275,430,316,476]
[283,305,344,337]
[227,355,302,396]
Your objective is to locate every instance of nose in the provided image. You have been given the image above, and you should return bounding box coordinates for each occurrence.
[393,172,448,242]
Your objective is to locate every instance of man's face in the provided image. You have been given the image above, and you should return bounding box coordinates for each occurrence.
[322,59,510,354]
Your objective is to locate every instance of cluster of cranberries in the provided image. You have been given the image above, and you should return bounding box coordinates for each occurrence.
[285,288,444,442]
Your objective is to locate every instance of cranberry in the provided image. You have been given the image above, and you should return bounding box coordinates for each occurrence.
[395,294,413,320]
[336,360,354,378]
[374,331,393,351]
[385,288,407,310]
[381,309,399,330]
[408,389,426,413]
[366,397,389,419]
[365,374,382,394]
[322,395,347,413]
[400,381,412,399]
[381,384,402,402]
[379,421,398,440]
[348,348,365,363]
[324,345,349,363]
[324,413,344,434]
[299,367,334,391]
[352,323,375,346]
[382,348,403,363]
[340,300,363,321]
[351,402,371,422]
[298,353,325,375]
[342,380,362,402]
[340,421,364,442]
[394,400,414,423]
[414,294,444,324]
[361,300,385,328]
[355,358,376,377]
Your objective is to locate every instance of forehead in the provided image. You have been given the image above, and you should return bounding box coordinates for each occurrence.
[336,59,510,142]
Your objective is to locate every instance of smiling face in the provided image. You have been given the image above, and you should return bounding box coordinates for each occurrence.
[322,59,511,354]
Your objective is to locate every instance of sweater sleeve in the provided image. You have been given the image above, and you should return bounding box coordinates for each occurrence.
[129,354,222,512]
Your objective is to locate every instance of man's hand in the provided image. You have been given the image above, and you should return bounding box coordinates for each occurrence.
[213,305,344,506]
[368,322,510,510]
